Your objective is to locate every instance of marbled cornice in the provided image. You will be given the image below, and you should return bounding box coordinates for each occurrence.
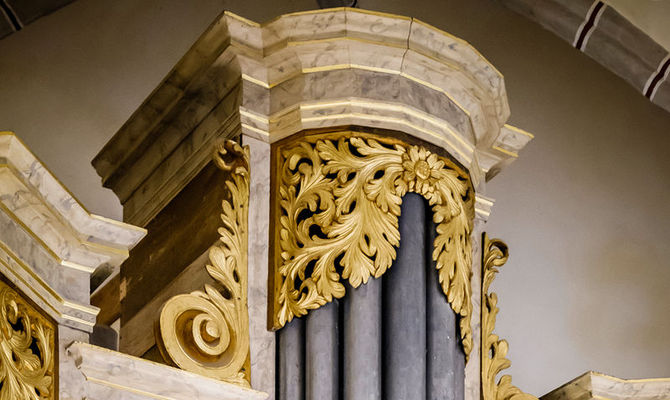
[92,8,532,226]
[541,371,670,400]
[0,131,145,330]
[0,133,145,259]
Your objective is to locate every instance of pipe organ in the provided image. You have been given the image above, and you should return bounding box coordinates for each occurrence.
[0,7,667,400]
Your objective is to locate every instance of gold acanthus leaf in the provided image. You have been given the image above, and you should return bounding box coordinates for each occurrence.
[0,280,55,400]
[274,133,474,357]
[481,234,538,400]
[156,140,250,387]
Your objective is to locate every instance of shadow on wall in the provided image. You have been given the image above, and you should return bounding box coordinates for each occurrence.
[570,235,670,377]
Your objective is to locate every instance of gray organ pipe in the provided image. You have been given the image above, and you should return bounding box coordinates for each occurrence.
[427,214,462,400]
[276,193,466,400]
[343,279,382,400]
[305,301,339,400]
[278,318,304,400]
[383,193,428,399]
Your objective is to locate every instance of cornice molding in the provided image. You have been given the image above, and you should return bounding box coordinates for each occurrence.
[541,371,670,400]
[0,131,145,330]
[92,8,533,226]
[68,342,268,400]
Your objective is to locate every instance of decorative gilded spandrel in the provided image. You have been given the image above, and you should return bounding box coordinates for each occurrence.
[0,279,55,400]
[272,131,475,356]
[156,140,250,387]
[481,234,538,400]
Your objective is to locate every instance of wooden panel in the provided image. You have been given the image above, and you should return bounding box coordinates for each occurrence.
[120,161,232,323]
[120,246,213,356]
[91,274,120,326]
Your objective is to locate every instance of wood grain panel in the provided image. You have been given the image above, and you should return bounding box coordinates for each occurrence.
[91,274,120,326]
[120,161,232,324]
[120,246,214,356]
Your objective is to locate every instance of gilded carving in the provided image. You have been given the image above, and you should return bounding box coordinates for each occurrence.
[481,234,538,400]
[0,279,55,400]
[156,140,250,387]
[273,131,475,356]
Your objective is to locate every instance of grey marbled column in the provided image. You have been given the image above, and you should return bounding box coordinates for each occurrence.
[343,279,382,400]
[278,318,305,400]
[305,301,339,400]
[383,193,428,400]
[244,136,276,397]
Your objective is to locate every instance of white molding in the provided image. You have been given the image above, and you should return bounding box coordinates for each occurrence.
[69,342,269,400]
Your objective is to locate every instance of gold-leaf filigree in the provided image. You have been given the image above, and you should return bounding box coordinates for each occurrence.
[156,140,250,387]
[272,132,474,356]
[482,234,538,400]
[0,279,55,400]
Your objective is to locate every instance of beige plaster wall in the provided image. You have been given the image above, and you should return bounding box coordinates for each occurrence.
[0,0,669,396]
[606,0,670,51]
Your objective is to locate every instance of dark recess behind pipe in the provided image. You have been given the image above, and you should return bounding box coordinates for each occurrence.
[316,0,357,8]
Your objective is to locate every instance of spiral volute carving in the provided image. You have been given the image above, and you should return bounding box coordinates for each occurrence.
[156,141,250,387]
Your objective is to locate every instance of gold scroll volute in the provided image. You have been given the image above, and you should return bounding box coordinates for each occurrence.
[156,140,250,387]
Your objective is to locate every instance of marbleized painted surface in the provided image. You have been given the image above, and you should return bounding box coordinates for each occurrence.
[0,215,96,331]
[121,84,242,226]
[108,51,241,205]
[0,132,145,332]
[0,133,145,254]
[541,371,670,400]
[228,7,531,171]
[67,342,268,400]
[93,7,533,227]
[59,326,90,400]
[0,133,153,398]
[244,135,275,397]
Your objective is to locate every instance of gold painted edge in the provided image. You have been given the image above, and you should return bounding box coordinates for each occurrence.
[503,124,535,139]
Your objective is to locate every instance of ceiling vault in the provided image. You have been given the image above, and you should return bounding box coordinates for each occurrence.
[499,0,670,114]
[0,0,75,40]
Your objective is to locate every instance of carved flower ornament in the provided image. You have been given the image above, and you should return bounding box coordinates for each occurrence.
[273,133,475,358]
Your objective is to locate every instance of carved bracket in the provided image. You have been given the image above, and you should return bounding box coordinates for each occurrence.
[156,141,251,387]
[481,233,538,400]
[0,279,55,400]
[271,131,475,357]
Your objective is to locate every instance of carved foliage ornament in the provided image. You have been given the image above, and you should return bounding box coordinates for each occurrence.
[273,132,475,356]
[481,234,538,400]
[0,280,55,400]
[157,141,250,386]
